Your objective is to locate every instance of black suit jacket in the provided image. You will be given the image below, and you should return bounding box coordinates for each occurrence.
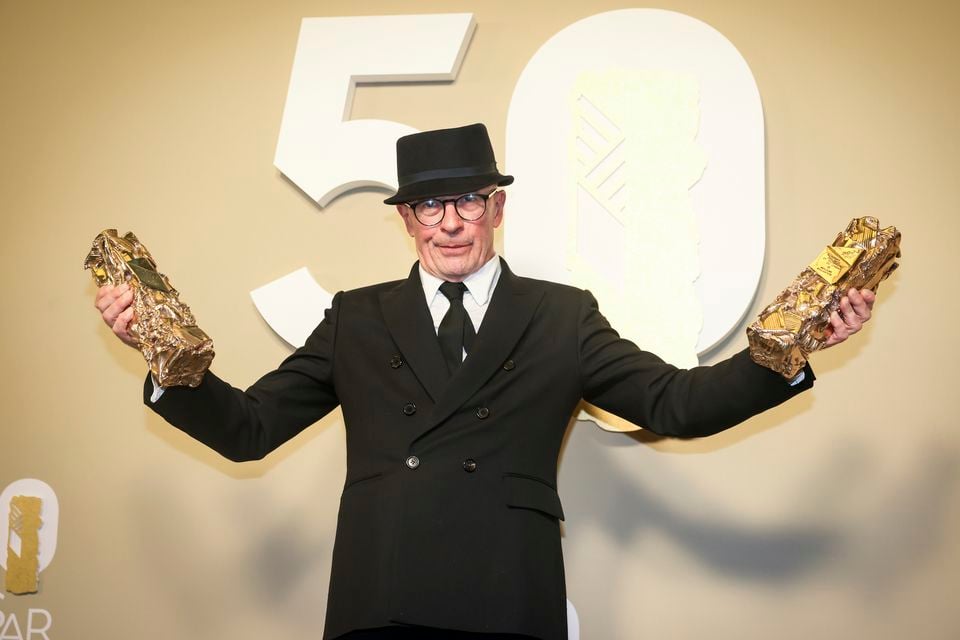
[145,261,814,639]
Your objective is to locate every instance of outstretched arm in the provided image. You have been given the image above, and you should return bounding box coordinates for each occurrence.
[577,291,815,439]
[93,283,341,461]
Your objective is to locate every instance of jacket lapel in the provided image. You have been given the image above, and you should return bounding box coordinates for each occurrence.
[418,260,544,437]
[379,263,449,403]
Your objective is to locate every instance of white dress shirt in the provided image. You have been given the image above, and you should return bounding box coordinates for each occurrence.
[419,254,502,353]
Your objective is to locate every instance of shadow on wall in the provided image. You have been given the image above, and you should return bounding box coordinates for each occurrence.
[558,419,958,594]
[127,464,336,636]
[121,396,955,636]
[833,437,958,599]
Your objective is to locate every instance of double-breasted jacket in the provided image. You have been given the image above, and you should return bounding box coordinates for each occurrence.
[145,261,814,639]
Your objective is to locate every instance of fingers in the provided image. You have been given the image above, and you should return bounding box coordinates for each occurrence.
[97,283,132,323]
[96,282,127,312]
[839,294,858,328]
[95,283,139,348]
[823,288,875,348]
[112,305,138,346]
[824,310,850,347]
[847,288,873,322]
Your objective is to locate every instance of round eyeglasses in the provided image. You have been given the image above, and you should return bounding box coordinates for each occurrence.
[406,190,500,227]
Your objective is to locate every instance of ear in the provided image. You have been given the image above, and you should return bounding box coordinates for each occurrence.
[396,204,415,236]
[491,190,505,229]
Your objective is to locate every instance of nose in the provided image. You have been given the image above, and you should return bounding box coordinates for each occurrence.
[439,200,464,233]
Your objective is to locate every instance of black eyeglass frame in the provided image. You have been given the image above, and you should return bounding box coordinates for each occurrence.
[405,189,501,227]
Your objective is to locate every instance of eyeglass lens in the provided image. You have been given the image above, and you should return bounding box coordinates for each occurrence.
[413,192,494,225]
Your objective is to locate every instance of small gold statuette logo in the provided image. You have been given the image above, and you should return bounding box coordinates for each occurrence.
[5,496,42,595]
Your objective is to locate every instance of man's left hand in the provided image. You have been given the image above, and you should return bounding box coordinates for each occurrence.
[823,288,876,348]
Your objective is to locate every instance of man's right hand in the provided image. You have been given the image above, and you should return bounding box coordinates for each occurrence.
[95,283,139,348]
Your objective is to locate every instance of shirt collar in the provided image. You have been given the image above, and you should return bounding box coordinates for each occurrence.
[418,254,501,306]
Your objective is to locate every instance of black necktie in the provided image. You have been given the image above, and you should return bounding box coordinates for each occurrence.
[438,281,476,375]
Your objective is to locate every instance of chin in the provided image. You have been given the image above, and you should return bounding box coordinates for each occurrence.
[435,257,471,275]
[439,266,469,280]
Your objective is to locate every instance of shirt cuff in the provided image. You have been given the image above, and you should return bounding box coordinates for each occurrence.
[788,371,806,386]
[149,375,165,403]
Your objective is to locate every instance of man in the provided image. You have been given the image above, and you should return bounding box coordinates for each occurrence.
[95,123,874,639]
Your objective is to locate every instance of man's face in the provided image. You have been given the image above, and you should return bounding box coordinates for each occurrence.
[396,185,505,282]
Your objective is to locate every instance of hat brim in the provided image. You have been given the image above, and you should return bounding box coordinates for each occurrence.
[383,173,514,205]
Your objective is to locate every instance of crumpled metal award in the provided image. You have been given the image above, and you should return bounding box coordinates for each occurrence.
[747,216,901,378]
[83,229,214,387]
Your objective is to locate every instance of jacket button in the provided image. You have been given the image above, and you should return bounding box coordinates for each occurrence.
[476,407,490,419]
[405,455,420,470]
[402,402,417,416]
[463,458,477,473]
[502,359,516,371]
[390,355,403,369]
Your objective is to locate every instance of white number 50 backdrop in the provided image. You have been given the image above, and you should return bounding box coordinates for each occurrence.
[256,9,765,434]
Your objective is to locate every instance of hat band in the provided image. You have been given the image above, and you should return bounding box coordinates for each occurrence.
[399,163,499,185]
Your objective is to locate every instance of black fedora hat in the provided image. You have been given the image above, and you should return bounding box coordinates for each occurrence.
[383,123,514,205]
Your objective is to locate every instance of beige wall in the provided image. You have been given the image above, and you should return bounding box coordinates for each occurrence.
[1,0,958,637]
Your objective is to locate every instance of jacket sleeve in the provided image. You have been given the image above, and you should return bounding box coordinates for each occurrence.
[142,292,343,461]
[577,290,814,438]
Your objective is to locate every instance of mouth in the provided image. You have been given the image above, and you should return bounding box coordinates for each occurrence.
[436,243,471,254]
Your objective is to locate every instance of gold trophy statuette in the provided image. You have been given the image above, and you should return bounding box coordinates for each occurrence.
[747,216,901,378]
[84,229,214,387]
